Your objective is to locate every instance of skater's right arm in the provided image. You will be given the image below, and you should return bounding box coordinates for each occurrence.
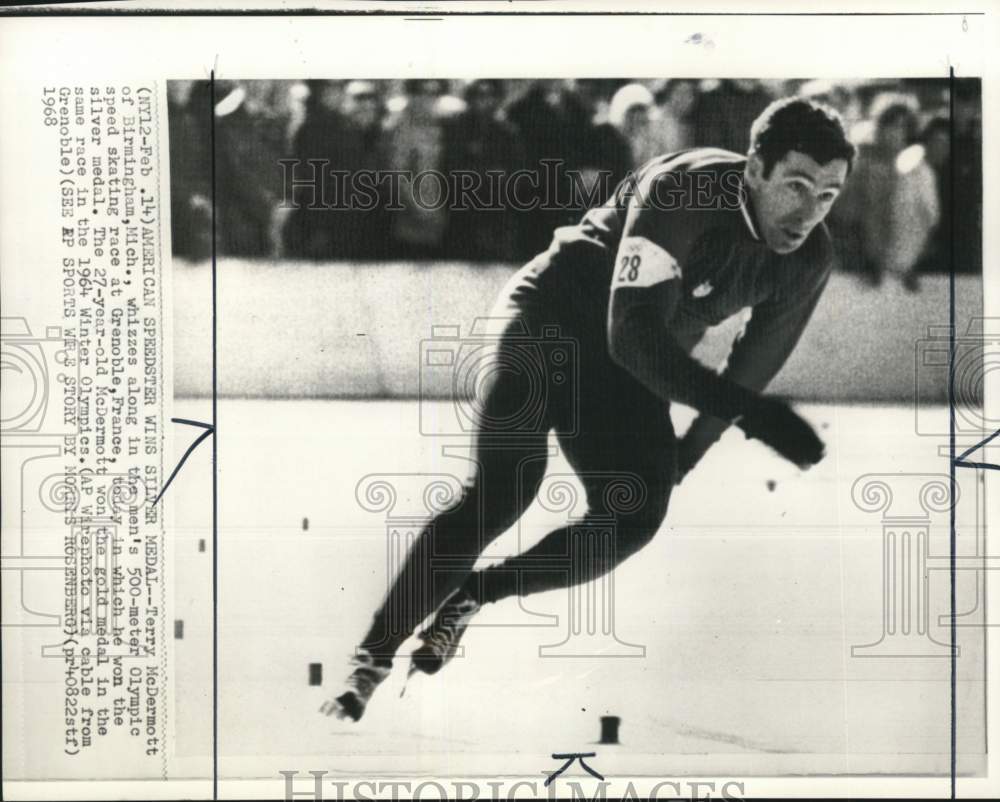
[606,182,825,471]
[606,187,757,426]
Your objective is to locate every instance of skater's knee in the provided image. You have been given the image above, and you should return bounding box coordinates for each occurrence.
[613,489,670,554]
[429,473,539,556]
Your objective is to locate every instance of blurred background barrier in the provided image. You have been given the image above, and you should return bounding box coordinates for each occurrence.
[170,77,982,285]
[173,259,982,404]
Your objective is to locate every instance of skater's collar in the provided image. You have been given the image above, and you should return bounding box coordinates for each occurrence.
[738,174,761,242]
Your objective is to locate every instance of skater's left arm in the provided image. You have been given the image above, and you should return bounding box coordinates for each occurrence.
[678,264,832,478]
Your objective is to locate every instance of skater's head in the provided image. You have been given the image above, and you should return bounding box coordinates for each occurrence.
[744,96,855,254]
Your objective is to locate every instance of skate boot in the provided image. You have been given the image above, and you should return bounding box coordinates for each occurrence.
[409,588,481,677]
[319,651,393,722]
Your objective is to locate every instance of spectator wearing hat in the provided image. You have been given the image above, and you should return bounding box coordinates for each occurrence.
[951,79,983,276]
[505,79,631,259]
[215,80,295,257]
[564,79,633,212]
[330,80,390,259]
[691,79,774,155]
[442,79,525,261]
[167,80,213,260]
[844,102,937,288]
[282,80,351,259]
[382,79,452,259]
[649,78,698,155]
[607,83,659,167]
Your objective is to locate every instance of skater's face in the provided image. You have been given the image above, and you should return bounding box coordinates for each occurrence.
[745,150,848,254]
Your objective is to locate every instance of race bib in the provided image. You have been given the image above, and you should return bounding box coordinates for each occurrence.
[612,236,682,288]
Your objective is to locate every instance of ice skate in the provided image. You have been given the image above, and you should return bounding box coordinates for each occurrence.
[319,651,393,722]
[409,589,481,677]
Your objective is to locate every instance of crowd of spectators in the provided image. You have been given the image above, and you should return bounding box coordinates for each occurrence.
[168,77,982,285]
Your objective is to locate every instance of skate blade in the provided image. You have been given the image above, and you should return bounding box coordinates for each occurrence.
[400,661,421,697]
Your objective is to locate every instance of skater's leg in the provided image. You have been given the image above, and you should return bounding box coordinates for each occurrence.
[464,360,677,605]
[357,315,560,660]
[358,438,548,659]
[465,440,674,604]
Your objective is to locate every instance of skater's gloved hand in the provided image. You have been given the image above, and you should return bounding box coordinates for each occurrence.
[735,396,826,470]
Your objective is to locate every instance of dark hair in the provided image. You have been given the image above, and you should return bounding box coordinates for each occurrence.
[749,96,856,178]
